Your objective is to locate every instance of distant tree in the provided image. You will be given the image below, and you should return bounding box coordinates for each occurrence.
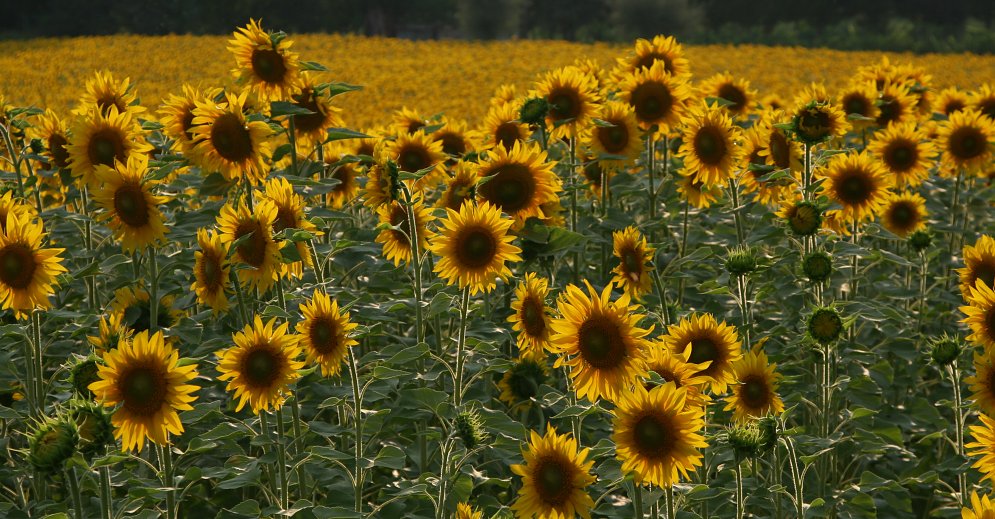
[611,0,704,40]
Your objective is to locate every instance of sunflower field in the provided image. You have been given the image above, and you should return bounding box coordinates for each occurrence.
[1,19,995,519]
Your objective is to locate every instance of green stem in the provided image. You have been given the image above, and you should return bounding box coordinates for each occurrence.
[347,348,364,514]
[232,271,251,327]
[666,485,675,519]
[729,178,745,246]
[258,413,279,503]
[66,467,83,519]
[569,136,580,282]
[31,312,44,417]
[401,187,425,346]
[633,483,643,518]
[951,362,966,506]
[735,457,745,519]
[647,131,656,221]
[453,287,471,407]
[802,144,812,202]
[160,442,176,519]
[785,436,805,518]
[0,124,25,199]
[148,249,159,333]
[99,465,113,519]
[288,118,299,177]
[275,408,290,509]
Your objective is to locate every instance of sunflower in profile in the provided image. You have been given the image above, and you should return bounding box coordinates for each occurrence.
[535,66,601,139]
[616,34,691,78]
[0,213,66,318]
[700,72,756,118]
[191,229,230,314]
[228,19,301,102]
[936,87,969,117]
[578,154,607,199]
[433,117,476,161]
[678,103,743,187]
[480,102,529,151]
[285,73,343,151]
[67,106,151,186]
[867,122,935,188]
[549,281,652,402]
[837,81,880,130]
[296,291,358,378]
[110,285,184,334]
[819,151,892,224]
[611,227,654,301]
[375,196,435,267]
[216,200,282,293]
[437,161,478,211]
[88,313,134,353]
[776,196,822,236]
[386,131,446,190]
[970,84,995,120]
[190,91,272,184]
[217,315,303,414]
[963,491,995,519]
[755,110,803,174]
[875,82,917,128]
[613,382,706,488]
[159,84,210,156]
[586,101,641,169]
[322,146,362,209]
[968,349,995,417]
[498,355,549,410]
[74,71,144,117]
[643,341,711,409]
[91,155,168,252]
[0,191,34,234]
[962,281,995,350]
[428,201,521,295]
[724,347,784,423]
[508,272,553,358]
[489,84,518,108]
[29,110,72,170]
[392,107,427,135]
[475,141,560,226]
[662,313,742,393]
[739,128,791,208]
[619,61,692,132]
[938,109,995,173]
[455,502,482,519]
[961,236,995,300]
[677,174,724,209]
[260,176,321,277]
[89,330,198,452]
[967,413,995,483]
[880,191,928,238]
[510,427,595,519]
[790,90,848,145]
[362,140,400,209]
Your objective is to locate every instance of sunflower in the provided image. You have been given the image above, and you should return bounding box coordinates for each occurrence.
[91,155,168,252]
[375,196,435,267]
[296,291,357,378]
[613,382,706,488]
[936,87,969,117]
[586,101,641,169]
[88,313,135,353]
[74,71,144,117]
[0,191,34,234]
[875,82,917,128]
[700,72,756,118]
[67,106,151,186]
[962,281,995,350]
[755,110,803,174]
[880,190,928,238]
[578,153,607,199]
[228,19,301,102]
[323,146,362,209]
[490,84,519,108]
[159,84,209,156]
[216,200,282,293]
[867,122,935,188]
[508,272,553,358]
[260,176,321,277]
[510,427,595,519]
[455,502,482,519]
[819,151,892,224]
[498,355,549,410]
[392,107,428,135]
[110,285,184,334]
[0,213,66,317]
[386,131,446,190]
[549,281,651,402]
[760,93,786,112]
[216,315,304,414]
[535,66,601,139]
[739,127,792,207]
[961,236,995,300]
[29,110,72,170]
[938,109,995,173]
[963,491,995,519]
[619,61,691,132]
[724,347,784,423]
[616,34,691,78]
[285,73,343,151]
[191,229,230,314]
[89,330,198,452]
[837,81,880,130]
[480,102,529,151]
[971,84,995,121]
[611,226,654,301]
[643,341,711,408]
[362,140,400,209]
[968,349,995,417]
[678,103,743,187]
[776,197,822,236]
[190,91,272,184]
[475,141,560,226]
[967,412,995,483]
[433,117,476,161]
[662,313,742,393]
[428,201,521,295]
[437,161,478,211]
[677,174,724,209]
[790,92,848,145]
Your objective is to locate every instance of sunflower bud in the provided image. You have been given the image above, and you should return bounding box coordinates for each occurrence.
[808,307,844,345]
[725,247,758,276]
[29,418,78,473]
[756,416,780,454]
[519,97,549,127]
[908,229,933,252]
[29,138,45,155]
[454,408,488,450]
[69,357,101,399]
[930,335,962,367]
[801,251,833,283]
[70,402,115,456]
[727,422,764,459]
[785,201,822,236]
[792,102,834,144]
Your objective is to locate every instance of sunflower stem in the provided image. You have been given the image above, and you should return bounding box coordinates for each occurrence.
[735,456,745,519]
[453,287,471,408]
[347,347,364,514]
[31,311,44,417]
[288,118,299,177]
[148,248,159,333]
[258,413,280,504]
[158,442,176,519]
[785,435,805,518]
[0,123,25,200]
[99,464,113,519]
[666,485,675,519]
[274,407,290,510]
[647,131,657,222]
[633,483,643,517]
[66,467,83,519]
[728,178,746,246]
[802,143,812,202]
[915,250,929,340]
[401,186,425,346]
[22,157,43,215]
[569,136,581,282]
[678,201,690,307]
[81,185,98,309]
[950,361,966,506]
[232,271,251,328]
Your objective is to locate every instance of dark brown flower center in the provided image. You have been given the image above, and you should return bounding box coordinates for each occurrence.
[242,346,284,388]
[620,247,642,281]
[884,139,917,172]
[251,48,288,84]
[48,134,70,168]
[717,83,747,114]
[113,183,150,228]
[211,113,254,162]
[687,337,718,369]
[973,263,995,290]
[198,249,224,291]
[534,457,573,505]
[693,126,727,166]
[119,364,167,416]
[234,220,268,267]
[887,201,918,231]
[597,121,630,153]
[438,132,466,157]
[388,204,412,247]
[635,53,674,74]
[949,126,985,161]
[455,227,497,269]
[547,87,581,122]
[291,90,326,133]
[97,95,126,116]
[630,82,673,124]
[797,108,831,141]
[740,375,769,409]
[633,412,677,459]
[578,315,626,369]
[769,131,790,169]
[495,123,523,150]
[521,296,546,338]
[876,95,902,126]
[0,244,37,290]
[835,169,873,206]
[478,163,536,214]
[843,94,871,116]
[944,100,966,115]
[398,144,432,173]
[309,317,340,355]
[87,128,126,168]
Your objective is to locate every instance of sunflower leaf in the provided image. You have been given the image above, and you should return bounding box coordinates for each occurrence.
[325,128,371,143]
[270,101,315,117]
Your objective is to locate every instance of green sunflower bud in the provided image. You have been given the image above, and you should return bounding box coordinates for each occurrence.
[69,357,101,399]
[929,335,962,367]
[29,418,78,473]
[519,97,549,126]
[808,307,844,345]
[71,402,115,456]
[802,251,833,283]
[454,408,488,450]
[726,247,758,276]
[785,200,822,236]
[908,229,933,252]
[727,422,764,459]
